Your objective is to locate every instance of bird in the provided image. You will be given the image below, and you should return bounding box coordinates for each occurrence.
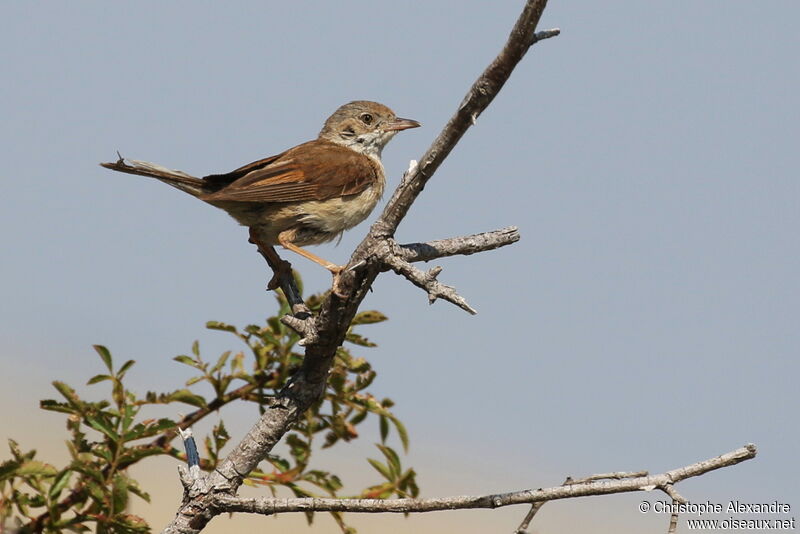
[101,100,420,288]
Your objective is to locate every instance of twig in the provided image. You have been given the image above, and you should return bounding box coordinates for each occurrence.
[566,470,648,485]
[515,470,649,533]
[667,501,679,534]
[212,445,756,516]
[372,227,519,314]
[382,254,477,314]
[394,227,520,264]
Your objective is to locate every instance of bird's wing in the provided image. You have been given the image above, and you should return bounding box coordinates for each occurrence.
[200,141,379,203]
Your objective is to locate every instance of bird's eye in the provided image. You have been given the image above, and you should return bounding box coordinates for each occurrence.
[360,113,373,125]
[341,127,356,138]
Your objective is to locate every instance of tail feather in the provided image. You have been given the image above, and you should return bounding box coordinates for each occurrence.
[100,157,207,196]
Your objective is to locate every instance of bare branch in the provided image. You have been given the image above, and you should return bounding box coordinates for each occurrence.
[667,501,679,534]
[565,470,649,485]
[213,445,756,516]
[382,254,477,314]
[662,483,687,504]
[394,227,520,264]
[516,470,649,533]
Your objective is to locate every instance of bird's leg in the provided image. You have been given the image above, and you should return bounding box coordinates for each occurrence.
[248,229,293,290]
[277,233,346,294]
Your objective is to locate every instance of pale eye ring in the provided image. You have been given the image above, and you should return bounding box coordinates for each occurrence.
[360,113,373,125]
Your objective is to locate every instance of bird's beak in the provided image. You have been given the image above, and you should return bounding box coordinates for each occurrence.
[384,118,421,131]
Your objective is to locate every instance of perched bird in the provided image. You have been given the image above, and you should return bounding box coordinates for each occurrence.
[101,101,419,287]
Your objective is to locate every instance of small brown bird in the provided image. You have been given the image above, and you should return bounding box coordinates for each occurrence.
[101,101,419,287]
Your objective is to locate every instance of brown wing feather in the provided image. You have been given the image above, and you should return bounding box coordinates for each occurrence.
[200,140,378,203]
[201,153,284,191]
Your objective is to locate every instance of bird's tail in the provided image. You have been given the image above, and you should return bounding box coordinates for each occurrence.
[100,156,207,196]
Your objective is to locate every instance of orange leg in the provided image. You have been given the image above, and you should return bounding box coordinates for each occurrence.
[277,234,344,275]
[278,233,348,295]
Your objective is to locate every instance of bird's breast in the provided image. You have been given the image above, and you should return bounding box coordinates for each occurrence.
[298,179,385,237]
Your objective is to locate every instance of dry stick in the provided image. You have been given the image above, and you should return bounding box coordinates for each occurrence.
[213,445,756,516]
[667,502,679,534]
[393,227,521,264]
[161,2,556,532]
[514,471,648,534]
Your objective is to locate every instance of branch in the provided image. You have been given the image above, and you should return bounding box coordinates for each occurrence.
[394,227,521,264]
[375,226,520,313]
[212,445,756,516]
[161,1,555,531]
[515,470,649,533]
[382,255,477,314]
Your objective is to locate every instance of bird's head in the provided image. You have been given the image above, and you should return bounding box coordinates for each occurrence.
[319,100,420,158]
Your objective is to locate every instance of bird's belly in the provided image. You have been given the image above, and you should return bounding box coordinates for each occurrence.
[220,184,383,247]
[297,185,383,239]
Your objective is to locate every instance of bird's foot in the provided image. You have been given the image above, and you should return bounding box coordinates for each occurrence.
[327,264,348,298]
[267,257,294,291]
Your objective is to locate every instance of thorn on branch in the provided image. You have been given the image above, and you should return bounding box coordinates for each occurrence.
[382,253,477,315]
[529,28,560,46]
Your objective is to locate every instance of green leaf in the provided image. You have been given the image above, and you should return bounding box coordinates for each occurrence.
[210,351,231,375]
[231,351,245,373]
[93,345,113,372]
[111,473,129,514]
[108,513,149,533]
[379,416,389,444]
[85,414,120,441]
[167,389,207,408]
[17,460,57,477]
[121,404,137,432]
[122,418,176,442]
[86,374,113,385]
[206,320,238,333]
[388,414,410,452]
[185,376,205,386]
[126,478,151,503]
[0,458,21,481]
[344,333,377,347]
[376,444,401,477]
[267,455,291,472]
[52,381,80,405]
[367,458,392,481]
[72,461,106,483]
[48,469,73,499]
[173,355,201,369]
[117,359,135,378]
[40,399,76,414]
[351,310,389,325]
[85,480,108,507]
[118,446,169,465]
